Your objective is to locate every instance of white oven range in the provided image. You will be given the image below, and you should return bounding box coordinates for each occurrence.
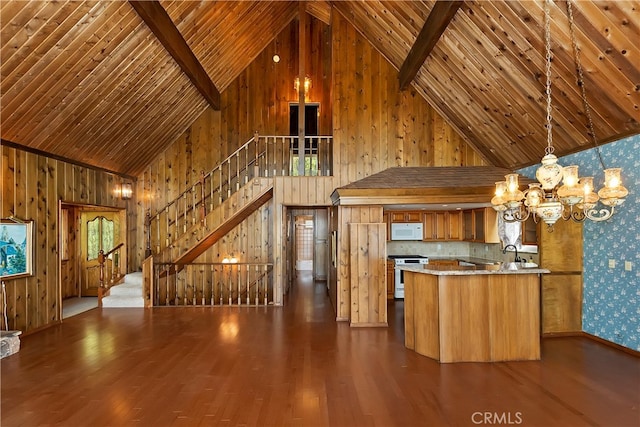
[388,255,429,299]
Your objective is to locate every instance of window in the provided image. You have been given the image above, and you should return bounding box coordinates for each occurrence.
[86,216,114,260]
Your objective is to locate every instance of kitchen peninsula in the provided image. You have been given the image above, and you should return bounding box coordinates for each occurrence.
[402,264,549,363]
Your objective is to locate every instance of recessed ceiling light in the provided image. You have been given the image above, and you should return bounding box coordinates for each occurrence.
[273,54,280,63]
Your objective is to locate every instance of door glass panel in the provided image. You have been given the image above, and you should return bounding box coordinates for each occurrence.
[86,216,114,260]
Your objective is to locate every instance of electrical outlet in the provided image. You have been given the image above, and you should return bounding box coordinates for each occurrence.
[608,259,616,268]
[437,244,442,250]
[625,261,632,271]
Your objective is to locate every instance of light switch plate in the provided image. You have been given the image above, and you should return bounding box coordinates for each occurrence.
[608,259,616,268]
[625,261,632,271]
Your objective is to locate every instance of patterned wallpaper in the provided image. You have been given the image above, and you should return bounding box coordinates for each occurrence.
[520,135,639,351]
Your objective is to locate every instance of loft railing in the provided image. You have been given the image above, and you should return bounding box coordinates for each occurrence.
[146,133,332,257]
[152,262,273,306]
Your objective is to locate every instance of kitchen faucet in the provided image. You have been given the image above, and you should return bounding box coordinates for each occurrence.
[503,244,521,262]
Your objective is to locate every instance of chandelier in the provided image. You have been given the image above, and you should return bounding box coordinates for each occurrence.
[491,0,628,231]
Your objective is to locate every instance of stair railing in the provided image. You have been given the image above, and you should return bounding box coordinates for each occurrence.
[152,262,273,306]
[97,242,126,304]
[146,133,332,257]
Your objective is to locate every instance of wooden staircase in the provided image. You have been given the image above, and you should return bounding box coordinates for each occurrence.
[155,177,273,265]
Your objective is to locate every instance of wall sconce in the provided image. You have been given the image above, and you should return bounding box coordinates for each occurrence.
[222,253,238,264]
[294,76,311,96]
[118,183,133,200]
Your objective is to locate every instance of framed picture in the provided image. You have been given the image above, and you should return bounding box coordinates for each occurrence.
[0,219,34,280]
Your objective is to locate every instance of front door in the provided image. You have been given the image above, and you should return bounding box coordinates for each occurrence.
[79,212,119,296]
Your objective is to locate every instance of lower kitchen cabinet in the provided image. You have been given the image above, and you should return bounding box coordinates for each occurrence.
[386,260,395,300]
[429,259,459,266]
[541,274,583,333]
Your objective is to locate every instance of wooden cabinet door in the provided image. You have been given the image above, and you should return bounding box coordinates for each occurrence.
[390,212,406,222]
[483,208,500,243]
[542,274,582,333]
[405,211,422,222]
[463,210,474,241]
[447,211,462,240]
[522,216,538,245]
[434,212,447,240]
[474,209,485,242]
[423,212,436,240]
[386,260,395,300]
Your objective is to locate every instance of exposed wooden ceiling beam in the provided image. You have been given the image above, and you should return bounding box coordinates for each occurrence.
[398,1,463,91]
[129,0,221,110]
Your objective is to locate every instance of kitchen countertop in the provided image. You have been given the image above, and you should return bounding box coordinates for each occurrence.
[429,257,501,265]
[398,263,549,276]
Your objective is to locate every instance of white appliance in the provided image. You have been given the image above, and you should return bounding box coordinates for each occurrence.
[389,255,429,299]
[390,223,423,241]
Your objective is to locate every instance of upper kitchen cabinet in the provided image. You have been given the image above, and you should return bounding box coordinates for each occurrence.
[521,216,538,246]
[463,208,499,243]
[424,211,462,241]
[390,211,423,223]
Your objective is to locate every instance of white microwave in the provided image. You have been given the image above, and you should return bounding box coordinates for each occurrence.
[390,223,423,241]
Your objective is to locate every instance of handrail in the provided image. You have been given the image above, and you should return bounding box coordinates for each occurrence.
[103,242,125,258]
[146,133,333,258]
[97,241,126,306]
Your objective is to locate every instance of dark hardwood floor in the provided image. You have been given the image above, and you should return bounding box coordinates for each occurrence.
[2,271,639,426]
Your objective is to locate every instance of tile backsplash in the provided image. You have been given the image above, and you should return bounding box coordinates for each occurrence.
[387,241,539,264]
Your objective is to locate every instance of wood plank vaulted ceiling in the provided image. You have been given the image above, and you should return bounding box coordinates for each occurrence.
[1,1,638,177]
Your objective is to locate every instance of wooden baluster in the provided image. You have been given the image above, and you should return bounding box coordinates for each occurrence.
[182,195,186,234]
[200,171,206,225]
[237,264,241,305]
[228,265,232,305]
[254,265,259,305]
[245,265,250,305]
[219,168,223,204]
[263,265,267,305]
[282,136,287,176]
[220,265,224,306]
[165,206,169,249]
[209,171,214,212]
[166,265,170,306]
[98,250,106,303]
[145,211,152,257]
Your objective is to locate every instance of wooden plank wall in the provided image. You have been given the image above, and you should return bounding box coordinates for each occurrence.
[135,12,486,319]
[349,223,387,327]
[336,206,384,321]
[332,11,486,190]
[1,145,133,334]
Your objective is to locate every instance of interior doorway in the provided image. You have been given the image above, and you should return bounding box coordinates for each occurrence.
[286,207,329,293]
[59,202,127,318]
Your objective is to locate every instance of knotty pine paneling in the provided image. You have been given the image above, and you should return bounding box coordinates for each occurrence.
[0,145,135,334]
[335,206,384,321]
[349,223,387,327]
[135,12,484,318]
[332,11,485,189]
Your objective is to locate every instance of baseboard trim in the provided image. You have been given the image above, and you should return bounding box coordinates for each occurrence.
[580,331,640,357]
[544,331,639,357]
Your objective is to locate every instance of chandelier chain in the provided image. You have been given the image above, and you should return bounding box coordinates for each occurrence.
[566,0,607,170]
[544,0,554,156]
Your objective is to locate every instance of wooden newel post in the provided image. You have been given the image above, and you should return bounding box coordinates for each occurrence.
[98,250,106,289]
[145,210,152,258]
[97,249,106,306]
